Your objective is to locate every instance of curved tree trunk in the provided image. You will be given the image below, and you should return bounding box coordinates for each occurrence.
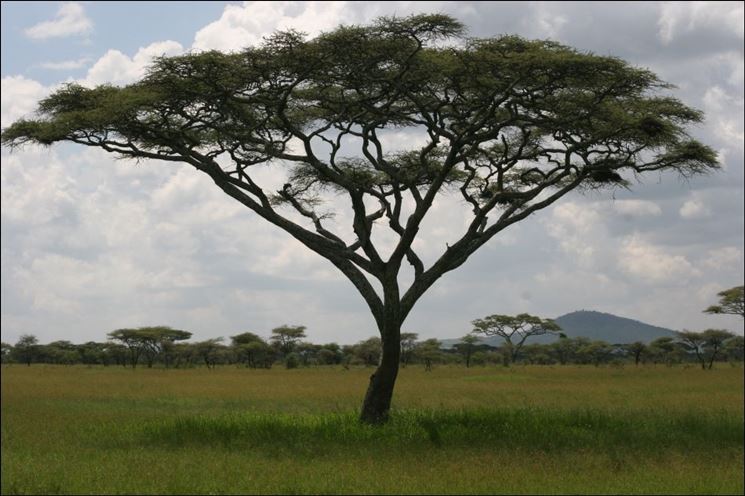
[360,319,401,425]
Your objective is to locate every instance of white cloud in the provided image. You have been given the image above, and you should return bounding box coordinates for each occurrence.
[702,85,745,149]
[83,41,184,87]
[618,234,698,283]
[612,199,662,217]
[24,2,93,40]
[38,58,91,70]
[526,2,568,39]
[193,1,352,52]
[679,193,712,219]
[658,1,744,45]
[545,202,601,265]
[1,148,78,226]
[0,76,50,128]
[703,246,743,271]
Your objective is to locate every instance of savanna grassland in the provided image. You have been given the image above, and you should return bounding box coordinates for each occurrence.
[1,364,743,495]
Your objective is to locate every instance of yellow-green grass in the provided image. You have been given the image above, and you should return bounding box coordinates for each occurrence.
[2,364,743,494]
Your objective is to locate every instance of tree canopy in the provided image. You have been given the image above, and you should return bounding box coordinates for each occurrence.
[704,286,744,318]
[1,13,719,423]
[471,313,562,362]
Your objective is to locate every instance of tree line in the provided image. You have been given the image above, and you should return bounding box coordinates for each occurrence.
[3,286,741,369]
[2,324,742,370]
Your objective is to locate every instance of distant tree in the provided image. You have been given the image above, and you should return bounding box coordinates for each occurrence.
[626,341,647,366]
[454,334,480,368]
[317,346,341,365]
[284,352,301,369]
[138,326,193,367]
[676,330,734,369]
[2,14,718,423]
[317,343,343,365]
[77,341,106,365]
[724,335,744,362]
[520,343,554,365]
[575,340,615,366]
[295,342,321,366]
[677,330,709,369]
[549,335,578,365]
[45,341,79,365]
[701,329,735,369]
[108,326,192,368]
[400,332,419,367]
[348,337,383,366]
[270,325,307,355]
[105,343,130,367]
[107,329,145,368]
[171,342,196,368]
[415,339,443,371]
[0,342,13,364]
[704,286,744,318]
[232,332,273,368]
[13,334,39,366]
[649,336,677,366]
[193,338,225,369]
[471,313,561,364]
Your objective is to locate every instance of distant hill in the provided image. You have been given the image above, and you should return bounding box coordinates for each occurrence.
[551,310,677,344]
[442,310,677,348]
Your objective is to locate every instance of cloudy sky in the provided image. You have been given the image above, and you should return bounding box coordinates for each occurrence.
[1,1,743,346]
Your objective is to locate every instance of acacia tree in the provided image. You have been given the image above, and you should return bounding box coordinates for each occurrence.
[677,329,734,369]
[269,325,307,355]
[704,286,744,318]
[13,334,39,367]
[471,313,562,363]
[455,334,480,368]
[108,326,191,368]
[626,341,647,366]
[400,332,419,367]
[1,14,718,423]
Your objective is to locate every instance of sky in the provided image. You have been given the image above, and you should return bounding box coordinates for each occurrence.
[1,1,743,346]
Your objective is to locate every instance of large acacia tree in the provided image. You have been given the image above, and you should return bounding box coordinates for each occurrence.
[1,15,718,423]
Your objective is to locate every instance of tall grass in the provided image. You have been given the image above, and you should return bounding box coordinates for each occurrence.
[2,365,743,494]
[139,407,743,453]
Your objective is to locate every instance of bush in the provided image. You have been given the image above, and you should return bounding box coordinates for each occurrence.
[285,353,300,369]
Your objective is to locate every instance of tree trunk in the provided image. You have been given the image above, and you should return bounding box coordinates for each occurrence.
[360,312,401,425]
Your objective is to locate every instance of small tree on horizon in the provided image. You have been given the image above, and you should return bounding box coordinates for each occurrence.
[13,334,39,367]
[471,313,562,364]
[269,325,307,355]
[400,332,419,367]
[107,326,192,368]
[454,334,480,368]
[677,329,734,369]
[1,14,718,423]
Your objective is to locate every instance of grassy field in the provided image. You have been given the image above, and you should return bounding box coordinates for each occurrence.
[1,364,743,494]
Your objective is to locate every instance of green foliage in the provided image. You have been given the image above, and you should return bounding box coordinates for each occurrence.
[12,334,39,366]
[705,285,745,318]
[107,326,192,368]
[472,313,562,362]
[270,325,307,355]
[284,352,301,369]
[345,337,382,366]
[1,14,717,203]
[677,329,736,370]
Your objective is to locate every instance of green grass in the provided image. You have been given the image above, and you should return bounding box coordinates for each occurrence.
[2,364,743,494]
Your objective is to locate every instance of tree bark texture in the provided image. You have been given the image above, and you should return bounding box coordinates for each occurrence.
[359,319,401,424]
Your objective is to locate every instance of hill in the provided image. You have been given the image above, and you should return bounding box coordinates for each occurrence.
[442,310,677,348]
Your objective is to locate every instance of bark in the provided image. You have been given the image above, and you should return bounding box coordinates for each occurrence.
[359,318,401,424]
[360,278,402,425]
